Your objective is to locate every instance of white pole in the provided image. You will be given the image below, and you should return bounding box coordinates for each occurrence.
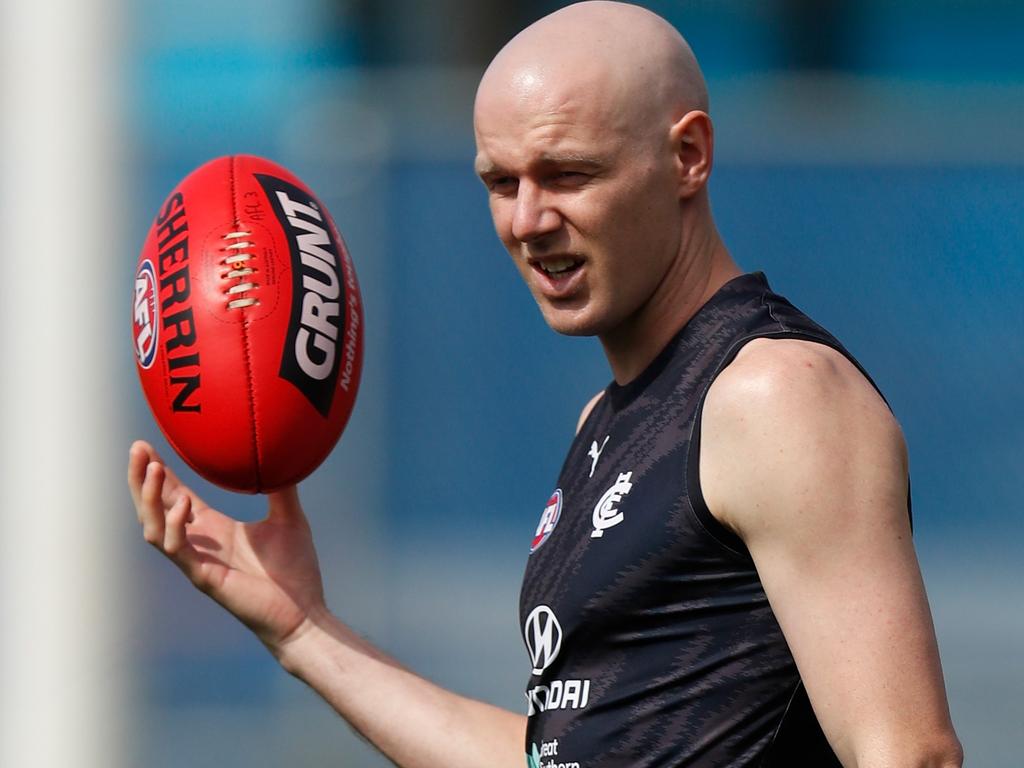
[0,1,127,766]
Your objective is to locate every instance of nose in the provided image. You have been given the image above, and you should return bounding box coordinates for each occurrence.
[511,181,561,243]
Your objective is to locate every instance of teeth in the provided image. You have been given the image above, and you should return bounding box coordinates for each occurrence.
[540,258,578,274]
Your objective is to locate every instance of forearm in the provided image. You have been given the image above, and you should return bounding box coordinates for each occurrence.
[275,609,526,768]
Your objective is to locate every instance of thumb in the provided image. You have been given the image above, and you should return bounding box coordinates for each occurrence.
[266,484,303,522]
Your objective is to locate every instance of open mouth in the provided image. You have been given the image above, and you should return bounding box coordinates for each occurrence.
[532,256,584,279]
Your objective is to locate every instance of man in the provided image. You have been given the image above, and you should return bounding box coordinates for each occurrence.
[129,2,962,766]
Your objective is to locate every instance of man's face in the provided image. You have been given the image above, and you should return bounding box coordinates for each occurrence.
[474,70,684,337]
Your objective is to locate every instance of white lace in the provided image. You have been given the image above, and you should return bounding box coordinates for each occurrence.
[222,230,259,309]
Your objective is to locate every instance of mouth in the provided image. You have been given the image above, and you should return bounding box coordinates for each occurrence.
[529,255,585,279]
[526,254,586,299]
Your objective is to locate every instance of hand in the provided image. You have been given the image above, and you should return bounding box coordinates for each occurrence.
[128,440,327,653]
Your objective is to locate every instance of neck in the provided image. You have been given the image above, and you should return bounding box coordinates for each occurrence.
[600,218,740,385]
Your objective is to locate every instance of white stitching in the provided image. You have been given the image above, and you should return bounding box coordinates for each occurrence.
[221,230,260,310]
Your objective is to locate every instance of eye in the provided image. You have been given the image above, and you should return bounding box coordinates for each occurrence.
[550,171,590,188]
[487,176,519,195]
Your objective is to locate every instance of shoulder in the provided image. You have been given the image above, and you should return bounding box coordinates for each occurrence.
[575,390,605,435]
[699,337,907,541]
[703,337,899,435]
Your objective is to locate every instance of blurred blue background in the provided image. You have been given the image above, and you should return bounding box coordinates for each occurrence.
[124,1,1023,765]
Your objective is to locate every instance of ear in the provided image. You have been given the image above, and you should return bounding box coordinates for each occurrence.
[669,110,713,199]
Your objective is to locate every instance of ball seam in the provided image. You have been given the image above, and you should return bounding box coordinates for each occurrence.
[231,155,264,491]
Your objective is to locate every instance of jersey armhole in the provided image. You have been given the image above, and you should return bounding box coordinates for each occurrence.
[759,681,842,767]
[684,330,866,559]
[575,390,605,436]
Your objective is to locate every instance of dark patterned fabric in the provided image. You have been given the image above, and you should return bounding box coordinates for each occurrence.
[520,272,855,767]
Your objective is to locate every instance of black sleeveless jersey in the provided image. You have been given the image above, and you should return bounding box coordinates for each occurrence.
[519,272,868,768]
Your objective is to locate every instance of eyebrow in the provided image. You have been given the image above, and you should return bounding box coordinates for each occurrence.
[475,152,606,178]
[538,152,605,167]
[474,158,500,177]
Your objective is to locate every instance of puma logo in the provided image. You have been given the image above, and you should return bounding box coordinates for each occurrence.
[588,435,610,478]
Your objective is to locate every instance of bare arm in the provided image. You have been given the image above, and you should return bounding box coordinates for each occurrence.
[128,441,525,768]
[700,339,962,768]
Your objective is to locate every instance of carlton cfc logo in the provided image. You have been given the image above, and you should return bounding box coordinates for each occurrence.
[133,259,159,369]
[591,471,634,538]
[530,489,562,553]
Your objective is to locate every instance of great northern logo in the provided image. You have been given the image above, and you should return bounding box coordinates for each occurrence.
[256,173,348,418]
[528,740,580,768]
[591,471,634,537]
[133,259,159,369]
[530,489,562,553]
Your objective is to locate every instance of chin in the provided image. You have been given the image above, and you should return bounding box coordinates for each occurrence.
[549,323,597,338]
[537,304,608,338]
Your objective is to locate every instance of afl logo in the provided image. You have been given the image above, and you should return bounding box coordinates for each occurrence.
[133,259,159,369]
[530,489,562,553]
[524,605,563,674]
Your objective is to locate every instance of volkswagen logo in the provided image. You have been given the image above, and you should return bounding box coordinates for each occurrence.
[524,605,563,675]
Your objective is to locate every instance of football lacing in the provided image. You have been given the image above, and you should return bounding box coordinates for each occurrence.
[222,229,260,309]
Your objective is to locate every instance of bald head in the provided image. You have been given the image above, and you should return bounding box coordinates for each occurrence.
[472,3,730,352]
[476,1,707,139]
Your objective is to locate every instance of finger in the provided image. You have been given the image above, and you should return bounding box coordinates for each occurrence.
[163,494,192,556]
[267,484,303,522]
[129,439,211,516]
[158,461,211,514]
[127,440,158,512]
[140,461,167,548]
[162,499,217,589]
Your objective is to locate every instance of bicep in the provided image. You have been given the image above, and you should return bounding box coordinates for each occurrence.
[748,444,946,762]
[701,341,957,764]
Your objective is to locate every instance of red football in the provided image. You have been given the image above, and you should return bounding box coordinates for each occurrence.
[132,155,363,493]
